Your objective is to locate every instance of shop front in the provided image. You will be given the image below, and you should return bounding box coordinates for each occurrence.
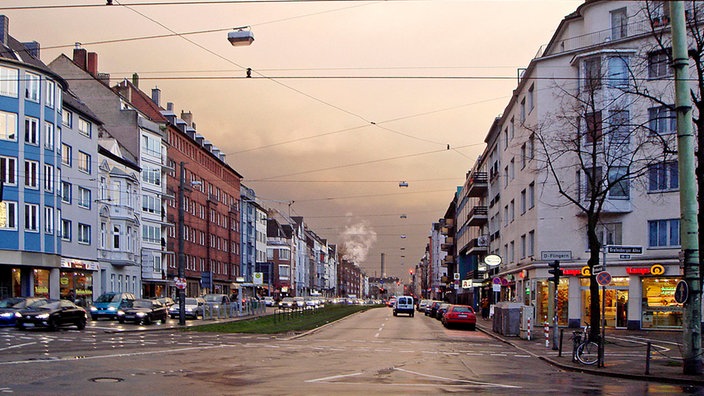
[60,259,99,306]
[641,277,682,329]
[536,278,569,326]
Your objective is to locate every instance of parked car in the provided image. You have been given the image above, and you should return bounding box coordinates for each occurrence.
[16,299,87,330]
[169,297,205,319]
[203,294,231,310]
[442,305,477,330]
[417,299,431,313]
[279,297,295,309]
[387,297,397,307]
[0,297,46,327]
[426,301,441,317]
[293,296,305,308]
[90,292,136,320]
[263,296,275,307]
[393,296,415,317]
[118,299,168,325]
[156,297,175,308]
[435,303,451,320]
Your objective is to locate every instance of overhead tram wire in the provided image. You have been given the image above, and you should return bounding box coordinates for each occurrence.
[2,0,428,10]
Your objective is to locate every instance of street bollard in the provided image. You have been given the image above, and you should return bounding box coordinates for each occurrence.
[527,317,531,341]
[558,329,564,357]
[645,341,652,375]
[544,317,549,348]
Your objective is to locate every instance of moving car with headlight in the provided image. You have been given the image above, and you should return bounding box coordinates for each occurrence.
[15,299,87,330]
[118,299,168,325]
[169,297,205,319]
[90,292,136,320]
[441,305,477,330]
[393,295,415,317]
[0,297,46,327]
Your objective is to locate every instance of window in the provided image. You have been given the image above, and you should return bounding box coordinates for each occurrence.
[648,51,670,78]
[100,222,106,249]
[43,207,54,234]
[509,200,515,222]
[142,194,160,214]
[520,98,526,122]
[45,80,55,108]
[78,187,91,208]
[527,84,534,113]
[78,223,91,244]
[279,248,291,260]
[608,166,629,199]
[113,225,121,249]
[510,158,515,180]
[503,129,508,150]
[142,134,161,157]
[0,66,18,97]
[279,265,291,279]
[77,118,91,137]
[503,166,509,188]
[528,134,535,160]
[607,56,629,88]
[25,72,40,102]
[61,181,72,203]
[24,117,39,145]
[520,189,527,214]
[503,205,509,226]
[153,255,162,272]
[528,230,535,257]
[648,161,679,192]
[61,144,72,166]
[520,143,527,169]
[649,219,680,247]
[0,111,17,141]
[142,225,161,243]
[61,219,71,241]
[585,112,603,143]
[62,109,72,128]
[520,234,526,259]
[609,110,630,143]
[585,167,603,199]
[44,122,54,150]
[597,222,622,246]
[611,8,628,40]
[528,182,535,209]
[0,157,16,186]
[142,167,161,186]
[24,203,38,232]
[43,164,54,192]
[24,160,38,189]
[584,57,602,90]
[77,151,91,174]
[648,106,676,135]
[0,201,17,229]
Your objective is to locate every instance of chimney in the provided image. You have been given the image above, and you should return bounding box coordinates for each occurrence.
[97,72,110,86]
[166,102,174,112]
[132,73,139,88]
[0,16,9,47]
[22,41,40,58]
[73,43,87,71]
[180,110,193,127]
[151,86,161,107]
[87,52,98,77]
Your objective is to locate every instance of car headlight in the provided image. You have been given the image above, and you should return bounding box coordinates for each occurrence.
[136,312,146,317]
[185,307,194,312]
[90,306,97,312]
[107,306,117,312]
[117,310,125,316]
[14,312,22,318]
[37,313,50,320]
[0,312,13,318]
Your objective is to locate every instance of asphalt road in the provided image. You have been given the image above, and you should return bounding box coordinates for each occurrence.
[0,307,700,395]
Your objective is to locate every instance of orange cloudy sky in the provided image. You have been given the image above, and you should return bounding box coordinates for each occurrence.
[3,0,583,279]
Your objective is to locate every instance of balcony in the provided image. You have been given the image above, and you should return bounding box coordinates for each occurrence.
[443,255,455,265]
[467,237,488,255]
[99,250,137,266]
[441,242,454,252]
[467,205,488,227]
[466,172,488,197]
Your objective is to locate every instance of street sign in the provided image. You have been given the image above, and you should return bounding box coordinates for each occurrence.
[592,264,605,273]
[174,277,187,290]
[454,273,460,280]
[675,280,689,304]
[253,272,263,285]
[596,271,612,286]
[484,254,502,267]
[541,251,572,261]
[201,271,212,289]
[607,245,643,254]
[619,254,631,260]
[461,279,472,289]
[492,277,502,285]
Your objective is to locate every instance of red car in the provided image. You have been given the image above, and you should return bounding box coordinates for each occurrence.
[442,305,477,330]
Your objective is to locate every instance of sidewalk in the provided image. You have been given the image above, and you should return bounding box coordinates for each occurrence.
[475,318,704,385]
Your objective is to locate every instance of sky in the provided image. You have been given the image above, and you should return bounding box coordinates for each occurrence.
[2,0,584,280]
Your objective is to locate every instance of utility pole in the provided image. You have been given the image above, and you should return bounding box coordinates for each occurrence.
[177,162,186,326]
[670,1,702,375]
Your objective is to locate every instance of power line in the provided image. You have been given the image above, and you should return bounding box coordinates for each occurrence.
[1,0,425,10]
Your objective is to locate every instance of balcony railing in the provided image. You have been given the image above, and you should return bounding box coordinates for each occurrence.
[467,205,488,227]
[466,172,488,197]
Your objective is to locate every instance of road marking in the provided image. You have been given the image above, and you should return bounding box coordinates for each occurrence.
[393,367,520,388]
[0,342,36,352]
[305,372,363,383]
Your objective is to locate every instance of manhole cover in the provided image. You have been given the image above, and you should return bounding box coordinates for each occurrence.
[89,377,124,383]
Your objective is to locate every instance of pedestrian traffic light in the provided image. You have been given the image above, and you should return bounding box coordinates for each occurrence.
[548,260,562,284]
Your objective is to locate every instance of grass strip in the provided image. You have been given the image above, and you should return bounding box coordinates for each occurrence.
[187,304,382,334]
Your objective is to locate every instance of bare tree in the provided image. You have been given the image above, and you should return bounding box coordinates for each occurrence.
[528,59,674,339]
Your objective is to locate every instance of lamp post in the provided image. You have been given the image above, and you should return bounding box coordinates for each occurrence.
[177,162,187,326]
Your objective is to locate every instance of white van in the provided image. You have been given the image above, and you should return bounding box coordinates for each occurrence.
[393,296,415,317]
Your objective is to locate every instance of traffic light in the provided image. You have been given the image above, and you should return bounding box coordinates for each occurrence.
[548,260,562,284]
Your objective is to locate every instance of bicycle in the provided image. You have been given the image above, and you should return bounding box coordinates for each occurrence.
[572,324,599,365]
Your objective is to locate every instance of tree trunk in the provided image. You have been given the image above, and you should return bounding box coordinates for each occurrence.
[587,220,602,342]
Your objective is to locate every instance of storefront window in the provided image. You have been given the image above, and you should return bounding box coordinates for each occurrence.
[33,269,50,298]
[537,279,568,325]
[642,277,682,328]
[580,277,629,328]
[60,271,93,306]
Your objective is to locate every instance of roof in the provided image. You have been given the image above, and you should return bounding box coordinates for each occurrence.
[0,34,67,90]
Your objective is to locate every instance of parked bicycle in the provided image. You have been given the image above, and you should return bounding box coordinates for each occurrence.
[572,324,599,365]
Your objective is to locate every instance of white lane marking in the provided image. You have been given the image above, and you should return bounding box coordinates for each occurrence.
[305,372,363,383]
[374,333,380,338]
[0,344,235,366]
[394,367,520,388]
[0,342,36,352]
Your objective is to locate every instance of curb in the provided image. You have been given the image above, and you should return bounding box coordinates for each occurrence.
[476,324,704,386]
